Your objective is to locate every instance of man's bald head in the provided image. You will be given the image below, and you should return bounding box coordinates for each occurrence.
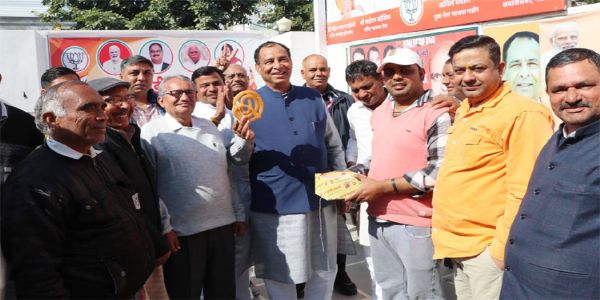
[223,64,249,96]
[301,54,330,93]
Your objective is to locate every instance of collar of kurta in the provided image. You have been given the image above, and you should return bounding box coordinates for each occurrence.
[558,119,600,143]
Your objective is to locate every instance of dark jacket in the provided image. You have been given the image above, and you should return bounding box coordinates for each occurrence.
[98,126,170,258]
[1,143,155,298]
[501,121,600,300]
[0,103,44,184]
[321,84,354,150]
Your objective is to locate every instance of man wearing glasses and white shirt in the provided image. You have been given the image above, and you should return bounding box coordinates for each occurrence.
[141,75,254,299]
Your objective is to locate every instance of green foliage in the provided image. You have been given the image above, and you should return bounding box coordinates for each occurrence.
[259,0,314,31]
[40,0,259,30]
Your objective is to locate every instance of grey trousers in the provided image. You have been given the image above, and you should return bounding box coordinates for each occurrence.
[369,219,443,300]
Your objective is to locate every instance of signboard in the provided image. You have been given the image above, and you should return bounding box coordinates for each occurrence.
[326,0,566,45]
[47,31,265,89]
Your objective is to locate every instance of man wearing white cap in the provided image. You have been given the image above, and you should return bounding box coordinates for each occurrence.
[346,48,451,299]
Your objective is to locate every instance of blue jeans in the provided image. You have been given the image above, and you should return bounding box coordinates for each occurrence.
[369,218,443,300]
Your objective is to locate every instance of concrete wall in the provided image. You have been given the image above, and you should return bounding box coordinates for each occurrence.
[269,31,316,86]
[0,30,48,112]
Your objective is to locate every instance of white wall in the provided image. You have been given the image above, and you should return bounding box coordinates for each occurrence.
[269,31,316,86]
[0,30,48,112]
[270,31,352,93]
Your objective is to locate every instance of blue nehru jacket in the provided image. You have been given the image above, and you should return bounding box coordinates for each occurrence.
[501,120,600,299]
[249,85,329,214]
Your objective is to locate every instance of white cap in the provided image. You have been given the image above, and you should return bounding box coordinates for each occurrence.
[377,48,424,72]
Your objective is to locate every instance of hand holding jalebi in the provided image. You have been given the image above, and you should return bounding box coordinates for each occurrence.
[232,90,263,123]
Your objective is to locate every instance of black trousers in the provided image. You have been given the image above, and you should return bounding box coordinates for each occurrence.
[163,223,236,299]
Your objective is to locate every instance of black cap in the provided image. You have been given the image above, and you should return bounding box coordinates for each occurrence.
[88,77,130,93]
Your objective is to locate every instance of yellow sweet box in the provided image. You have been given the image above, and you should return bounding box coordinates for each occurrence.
[315,171,361,200]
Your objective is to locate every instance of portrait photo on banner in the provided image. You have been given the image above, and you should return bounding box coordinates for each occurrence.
[348,27,478,94]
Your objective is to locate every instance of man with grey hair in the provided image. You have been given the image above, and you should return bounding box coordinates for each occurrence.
[102,45,123,74]
[541,21,580,70]
[1,81,156,298]
[141,75,255,299]
[183,44,207,70]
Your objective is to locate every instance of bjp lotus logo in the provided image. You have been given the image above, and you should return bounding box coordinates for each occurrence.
[61,46,89,72]
[400,0,424,26]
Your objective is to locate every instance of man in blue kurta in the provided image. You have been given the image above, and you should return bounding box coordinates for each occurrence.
[249,41,347,299]
[500,48,600,299]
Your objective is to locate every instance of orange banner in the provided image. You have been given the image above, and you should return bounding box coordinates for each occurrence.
[46,32,265,88]
[327,0,566,45]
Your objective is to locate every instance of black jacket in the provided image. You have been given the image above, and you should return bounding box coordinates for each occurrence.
[0,103,44,184]
[98,126,170,258]
[321,84,354,150]
[1,143,155,298]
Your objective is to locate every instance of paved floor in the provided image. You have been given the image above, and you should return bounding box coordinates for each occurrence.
[249,219,374,299]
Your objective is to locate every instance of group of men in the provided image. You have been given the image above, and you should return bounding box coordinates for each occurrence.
[341,35,598,300]
[0,34,598,300]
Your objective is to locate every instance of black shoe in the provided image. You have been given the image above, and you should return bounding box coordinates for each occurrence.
[296,282,305,298]
[334,270,358,296]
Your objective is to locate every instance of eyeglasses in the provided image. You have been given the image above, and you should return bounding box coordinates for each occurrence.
[164,89,196,99]
[103,94,135,105]
[225,73,247,80]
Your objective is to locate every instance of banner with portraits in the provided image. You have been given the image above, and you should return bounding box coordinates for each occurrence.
[47,31,266,90]
[483,8,599,120]
[325,0,565,45]
[348,27,478,95]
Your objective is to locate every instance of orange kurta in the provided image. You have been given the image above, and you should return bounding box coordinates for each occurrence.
[432,82,554,261]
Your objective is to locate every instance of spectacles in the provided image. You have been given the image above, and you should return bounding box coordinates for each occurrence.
[103,94,135,105]
[225,73,247,80]
[164,89,196,99]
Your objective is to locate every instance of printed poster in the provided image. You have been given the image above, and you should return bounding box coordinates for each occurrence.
[326,0,566,45]
[349,27,478,96]
[47,31,266,90]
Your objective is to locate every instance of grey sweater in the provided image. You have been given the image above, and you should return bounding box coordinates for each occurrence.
[141,113,252,236]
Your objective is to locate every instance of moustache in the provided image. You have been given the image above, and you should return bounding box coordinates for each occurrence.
[559,101,592,110]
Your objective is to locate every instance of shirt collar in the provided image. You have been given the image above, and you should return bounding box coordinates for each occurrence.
[163,112,203,131]
[321,84,337,97]
[47,139,101,159]
[390,89,432,113]
[461,81,511,115]
[0,101,7,118]
[562,126,577,139]
[559,119,600,140]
